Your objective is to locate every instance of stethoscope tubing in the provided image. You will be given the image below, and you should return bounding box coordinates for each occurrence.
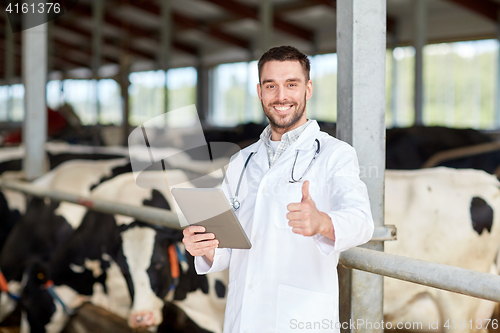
[230,138,320,210]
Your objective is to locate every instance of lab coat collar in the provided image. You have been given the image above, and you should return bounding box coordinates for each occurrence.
[293,120,320,151]
[249,120,320,172]
[247,140,268,172]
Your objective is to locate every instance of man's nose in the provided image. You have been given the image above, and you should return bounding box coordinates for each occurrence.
[275,86,288,102]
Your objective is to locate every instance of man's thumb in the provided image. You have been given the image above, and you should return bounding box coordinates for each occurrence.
[301,181,310,201]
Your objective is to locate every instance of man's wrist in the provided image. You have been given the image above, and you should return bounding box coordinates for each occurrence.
[319,212,335,241]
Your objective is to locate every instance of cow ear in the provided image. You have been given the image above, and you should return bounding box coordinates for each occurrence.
[157,228,183,245]
[164,228,184,242]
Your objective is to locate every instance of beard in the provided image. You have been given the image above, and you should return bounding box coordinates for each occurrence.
[262,93,307,131]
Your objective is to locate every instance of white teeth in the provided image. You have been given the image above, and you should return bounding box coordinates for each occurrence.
[274,106,291,111]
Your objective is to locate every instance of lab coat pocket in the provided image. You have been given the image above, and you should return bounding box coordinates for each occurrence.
[273,182,304,229]
[276,283,337,333]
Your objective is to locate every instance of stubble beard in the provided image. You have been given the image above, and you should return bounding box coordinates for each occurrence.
[262,93,307,132]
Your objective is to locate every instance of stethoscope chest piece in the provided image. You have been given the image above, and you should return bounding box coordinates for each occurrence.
[231,198,241,210]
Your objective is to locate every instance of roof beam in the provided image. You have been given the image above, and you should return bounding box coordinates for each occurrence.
[445,0,499,22]
[126,0,250,49]
[53,37,117,66]
[0,32,90,73]
[70,3,197,56]
[203,0,314,41]
[55,19,165,61]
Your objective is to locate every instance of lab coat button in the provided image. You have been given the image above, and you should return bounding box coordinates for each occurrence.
[254,233,261,241]
[248,283,253,289]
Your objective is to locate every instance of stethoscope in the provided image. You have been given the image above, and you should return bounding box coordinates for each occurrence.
[229,139,321,210]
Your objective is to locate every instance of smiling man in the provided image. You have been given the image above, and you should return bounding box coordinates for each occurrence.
[182,46,374,333]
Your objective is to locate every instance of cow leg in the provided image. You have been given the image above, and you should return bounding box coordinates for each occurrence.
[384,291,442,332]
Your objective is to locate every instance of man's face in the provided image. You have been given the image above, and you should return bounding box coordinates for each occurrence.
[257,60,313,131]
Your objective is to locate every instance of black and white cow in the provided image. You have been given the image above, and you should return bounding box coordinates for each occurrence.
[385,126,500,173]
[0,158,133,324]
[384,167,500,332]
[19,170,227,333]
[87,170,227,332]
[0,143,130,257]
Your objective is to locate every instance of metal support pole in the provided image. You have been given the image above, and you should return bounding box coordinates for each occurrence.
[495,15,500,128]
[196,59,209,123]
[245,52,253,122]
[390,21,399,127]
[120,55,130,146]
[5,13,14,121]
[22,7,48,180]
[160,0,172,114]
[92,0,104,123]
[337,1,386,332]
[259,0,273,52]
[310,35,319,119]
[47,21,54,81]
[413,0,427,126]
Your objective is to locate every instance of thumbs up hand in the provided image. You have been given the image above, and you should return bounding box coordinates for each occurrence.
[286,181,335,239]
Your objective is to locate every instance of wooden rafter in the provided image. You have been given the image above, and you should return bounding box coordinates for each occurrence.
[125,0,250,49]
[52,37,117,65]
[54,19,157,61]
[203,0,314,41]
[445,0,499,22]
[70,3,198,56]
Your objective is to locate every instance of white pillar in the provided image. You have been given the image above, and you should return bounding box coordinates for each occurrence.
[22,9,48,179]
[336,1,386,332]
[413,0,427,126]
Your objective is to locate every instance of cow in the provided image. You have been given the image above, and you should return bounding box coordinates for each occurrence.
[384,167,500,332]
[385,126,500,173]
[86,170,227,332]
[0,158,132,324]
[0,143,130,253]
[18,170,227,333]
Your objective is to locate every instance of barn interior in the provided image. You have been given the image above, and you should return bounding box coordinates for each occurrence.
[1,0,500,332]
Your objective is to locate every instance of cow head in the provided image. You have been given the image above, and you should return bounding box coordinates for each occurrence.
[18,261,60,333]
[119,221,183,328]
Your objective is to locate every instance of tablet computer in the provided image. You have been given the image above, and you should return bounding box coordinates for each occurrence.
[171,188,252,249]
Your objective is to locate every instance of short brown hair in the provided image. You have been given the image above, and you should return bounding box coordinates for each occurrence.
[258,46,311,82]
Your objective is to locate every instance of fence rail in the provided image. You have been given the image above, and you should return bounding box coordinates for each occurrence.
[2,180,499,303]
[340,247,500,302]
[0,180,181,230]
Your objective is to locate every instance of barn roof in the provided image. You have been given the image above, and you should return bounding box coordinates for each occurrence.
[1,0,500,81]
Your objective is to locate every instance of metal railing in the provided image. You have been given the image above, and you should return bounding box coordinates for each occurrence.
[2,179,500,303]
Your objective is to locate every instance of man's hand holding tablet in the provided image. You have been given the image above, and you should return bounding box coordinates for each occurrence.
[182,226,219,263]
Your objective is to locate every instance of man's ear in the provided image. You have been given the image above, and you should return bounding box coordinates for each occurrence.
[306,79,313,101]
[257,83,262,102]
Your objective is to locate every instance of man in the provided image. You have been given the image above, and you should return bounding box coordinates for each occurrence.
[183,46,374,332]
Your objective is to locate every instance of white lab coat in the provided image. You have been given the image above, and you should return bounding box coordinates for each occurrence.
[195,121,374,333]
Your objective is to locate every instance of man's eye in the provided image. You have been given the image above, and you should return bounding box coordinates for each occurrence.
[266,85,275,89]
